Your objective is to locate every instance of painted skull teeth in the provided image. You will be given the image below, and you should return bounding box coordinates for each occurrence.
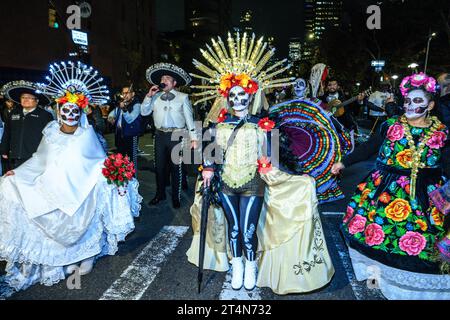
[228,86,250,112]
[403,89,429,120]
[60,103,81,126]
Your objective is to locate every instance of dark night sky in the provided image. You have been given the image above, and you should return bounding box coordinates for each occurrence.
[155,0,305,57]
[232,0,305,57]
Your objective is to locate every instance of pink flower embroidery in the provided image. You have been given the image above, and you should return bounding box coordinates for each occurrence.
[343,206,354,223]
[426,131,446,149]
[348,214,367,235]
[399,231,427,256]
[364,224,385,246]
[397,176,410,188]
[371,171,381,180]
[386,123,405,141]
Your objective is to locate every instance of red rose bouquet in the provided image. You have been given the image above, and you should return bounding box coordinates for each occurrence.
[102,153,136,195]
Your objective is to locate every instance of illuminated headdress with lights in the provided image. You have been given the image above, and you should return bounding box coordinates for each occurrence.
[191,32,295,118]
[37,61,110,111]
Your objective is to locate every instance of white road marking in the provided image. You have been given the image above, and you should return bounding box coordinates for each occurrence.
[322,211,344,216]
[100,226,189,300]
[219,269,262,300]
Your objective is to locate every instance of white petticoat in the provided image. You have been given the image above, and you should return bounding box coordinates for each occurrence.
[349,248,450,300]
[0,177,142,292]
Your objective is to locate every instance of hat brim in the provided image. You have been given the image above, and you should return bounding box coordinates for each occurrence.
[6,87,51,106]
[148,69,188,87]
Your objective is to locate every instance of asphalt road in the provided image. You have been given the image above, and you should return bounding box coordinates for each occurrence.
[0,131,385,301]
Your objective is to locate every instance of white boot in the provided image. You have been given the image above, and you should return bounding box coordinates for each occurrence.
[79,257,95,276]
[231,257,244,290]
[244,260,258,291]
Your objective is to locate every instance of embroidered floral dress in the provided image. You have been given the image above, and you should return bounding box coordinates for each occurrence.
[342,116,450,274]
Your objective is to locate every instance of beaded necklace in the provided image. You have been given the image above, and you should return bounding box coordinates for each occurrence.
[400,115,441,199]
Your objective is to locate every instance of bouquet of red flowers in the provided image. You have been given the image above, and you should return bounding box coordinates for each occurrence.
[102,153,136,195]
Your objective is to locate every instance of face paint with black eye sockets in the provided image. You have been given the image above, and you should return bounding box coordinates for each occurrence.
[60,103,81,126]
[403,90,430,120]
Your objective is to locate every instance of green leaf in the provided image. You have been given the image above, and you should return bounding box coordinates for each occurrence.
[383,225,394,234]
[418,251,429,260]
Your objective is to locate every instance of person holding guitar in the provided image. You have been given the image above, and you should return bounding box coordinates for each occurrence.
[319,78,366,133]
[367,81,395,134]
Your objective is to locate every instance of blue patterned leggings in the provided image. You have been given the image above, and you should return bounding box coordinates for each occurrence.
[219,193,264,261]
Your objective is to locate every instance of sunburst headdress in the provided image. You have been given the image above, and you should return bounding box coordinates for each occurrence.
[37,61,110,127]
[191,32,296,119]
[37,61,110,111]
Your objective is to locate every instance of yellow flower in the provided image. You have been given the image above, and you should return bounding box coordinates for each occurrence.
[396,149,413,168]
[387,159,394,165]
[368,210,376,222]
[359,189,371,206]
[235,73,251,87]
[431,207,444,226]
[415,219,428,232]
[385,198,411,222]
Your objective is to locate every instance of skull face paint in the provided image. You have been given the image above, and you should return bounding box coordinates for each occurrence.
[228,86,250,112]
[403,90,430,120]
[294,78,307,98]
[60,103,81,126]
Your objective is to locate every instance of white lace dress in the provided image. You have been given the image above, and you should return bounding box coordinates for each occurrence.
[0,121,142,291]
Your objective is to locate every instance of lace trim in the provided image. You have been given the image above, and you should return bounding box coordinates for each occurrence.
[0,178,142,291]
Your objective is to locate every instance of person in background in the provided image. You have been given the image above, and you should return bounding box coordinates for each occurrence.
[141,63,198,209]
[108,85,142,168]
[0,81,53,170]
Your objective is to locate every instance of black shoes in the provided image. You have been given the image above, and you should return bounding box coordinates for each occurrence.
[149,195,166,206]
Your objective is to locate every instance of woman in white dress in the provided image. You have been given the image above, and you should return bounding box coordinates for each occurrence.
[0,62,142,292]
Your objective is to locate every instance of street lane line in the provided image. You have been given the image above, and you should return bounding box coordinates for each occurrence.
[322,212,344,216]
[219,269,262,300]
[100,226,189,300]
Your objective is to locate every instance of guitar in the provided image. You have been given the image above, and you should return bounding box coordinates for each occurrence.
[326,88,372,117]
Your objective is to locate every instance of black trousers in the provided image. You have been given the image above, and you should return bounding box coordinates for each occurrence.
[219,193,264,261]
[154,130,184,201]
[115,131,138,170]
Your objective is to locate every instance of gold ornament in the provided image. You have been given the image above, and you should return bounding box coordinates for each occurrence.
[400,115,442,199]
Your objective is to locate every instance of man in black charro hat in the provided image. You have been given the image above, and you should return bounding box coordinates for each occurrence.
[141,63,198,209]
[0,81,53,170]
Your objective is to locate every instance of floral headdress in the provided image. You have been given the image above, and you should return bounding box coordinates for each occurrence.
[399,72,437,97]
[191,31,295,104]
[55,91,90,112]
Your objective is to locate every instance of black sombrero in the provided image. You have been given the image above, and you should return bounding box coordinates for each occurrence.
[1,80,51,106]
[146,63,192,87]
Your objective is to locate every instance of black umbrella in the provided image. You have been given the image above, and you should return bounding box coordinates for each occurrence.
[198,184,211,294]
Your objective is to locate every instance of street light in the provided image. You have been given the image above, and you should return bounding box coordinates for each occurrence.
[392,75,399,88]
[424,32,437,74]
[408,63,419,73]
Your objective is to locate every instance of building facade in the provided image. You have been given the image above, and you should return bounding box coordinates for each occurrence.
[0,0,158,88]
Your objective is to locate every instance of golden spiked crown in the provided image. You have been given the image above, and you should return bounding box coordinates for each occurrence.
[191,31,296,106]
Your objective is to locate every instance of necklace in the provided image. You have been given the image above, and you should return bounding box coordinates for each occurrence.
[400,115,441,199]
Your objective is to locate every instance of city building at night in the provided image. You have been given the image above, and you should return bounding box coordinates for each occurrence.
[0,0,158,88]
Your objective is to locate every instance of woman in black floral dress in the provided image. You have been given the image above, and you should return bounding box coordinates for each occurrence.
[332,73,450,299]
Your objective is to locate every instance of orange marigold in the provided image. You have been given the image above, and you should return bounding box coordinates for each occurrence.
[396,149,413,169]
[385,198,411,222]
[431,207,444,226]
